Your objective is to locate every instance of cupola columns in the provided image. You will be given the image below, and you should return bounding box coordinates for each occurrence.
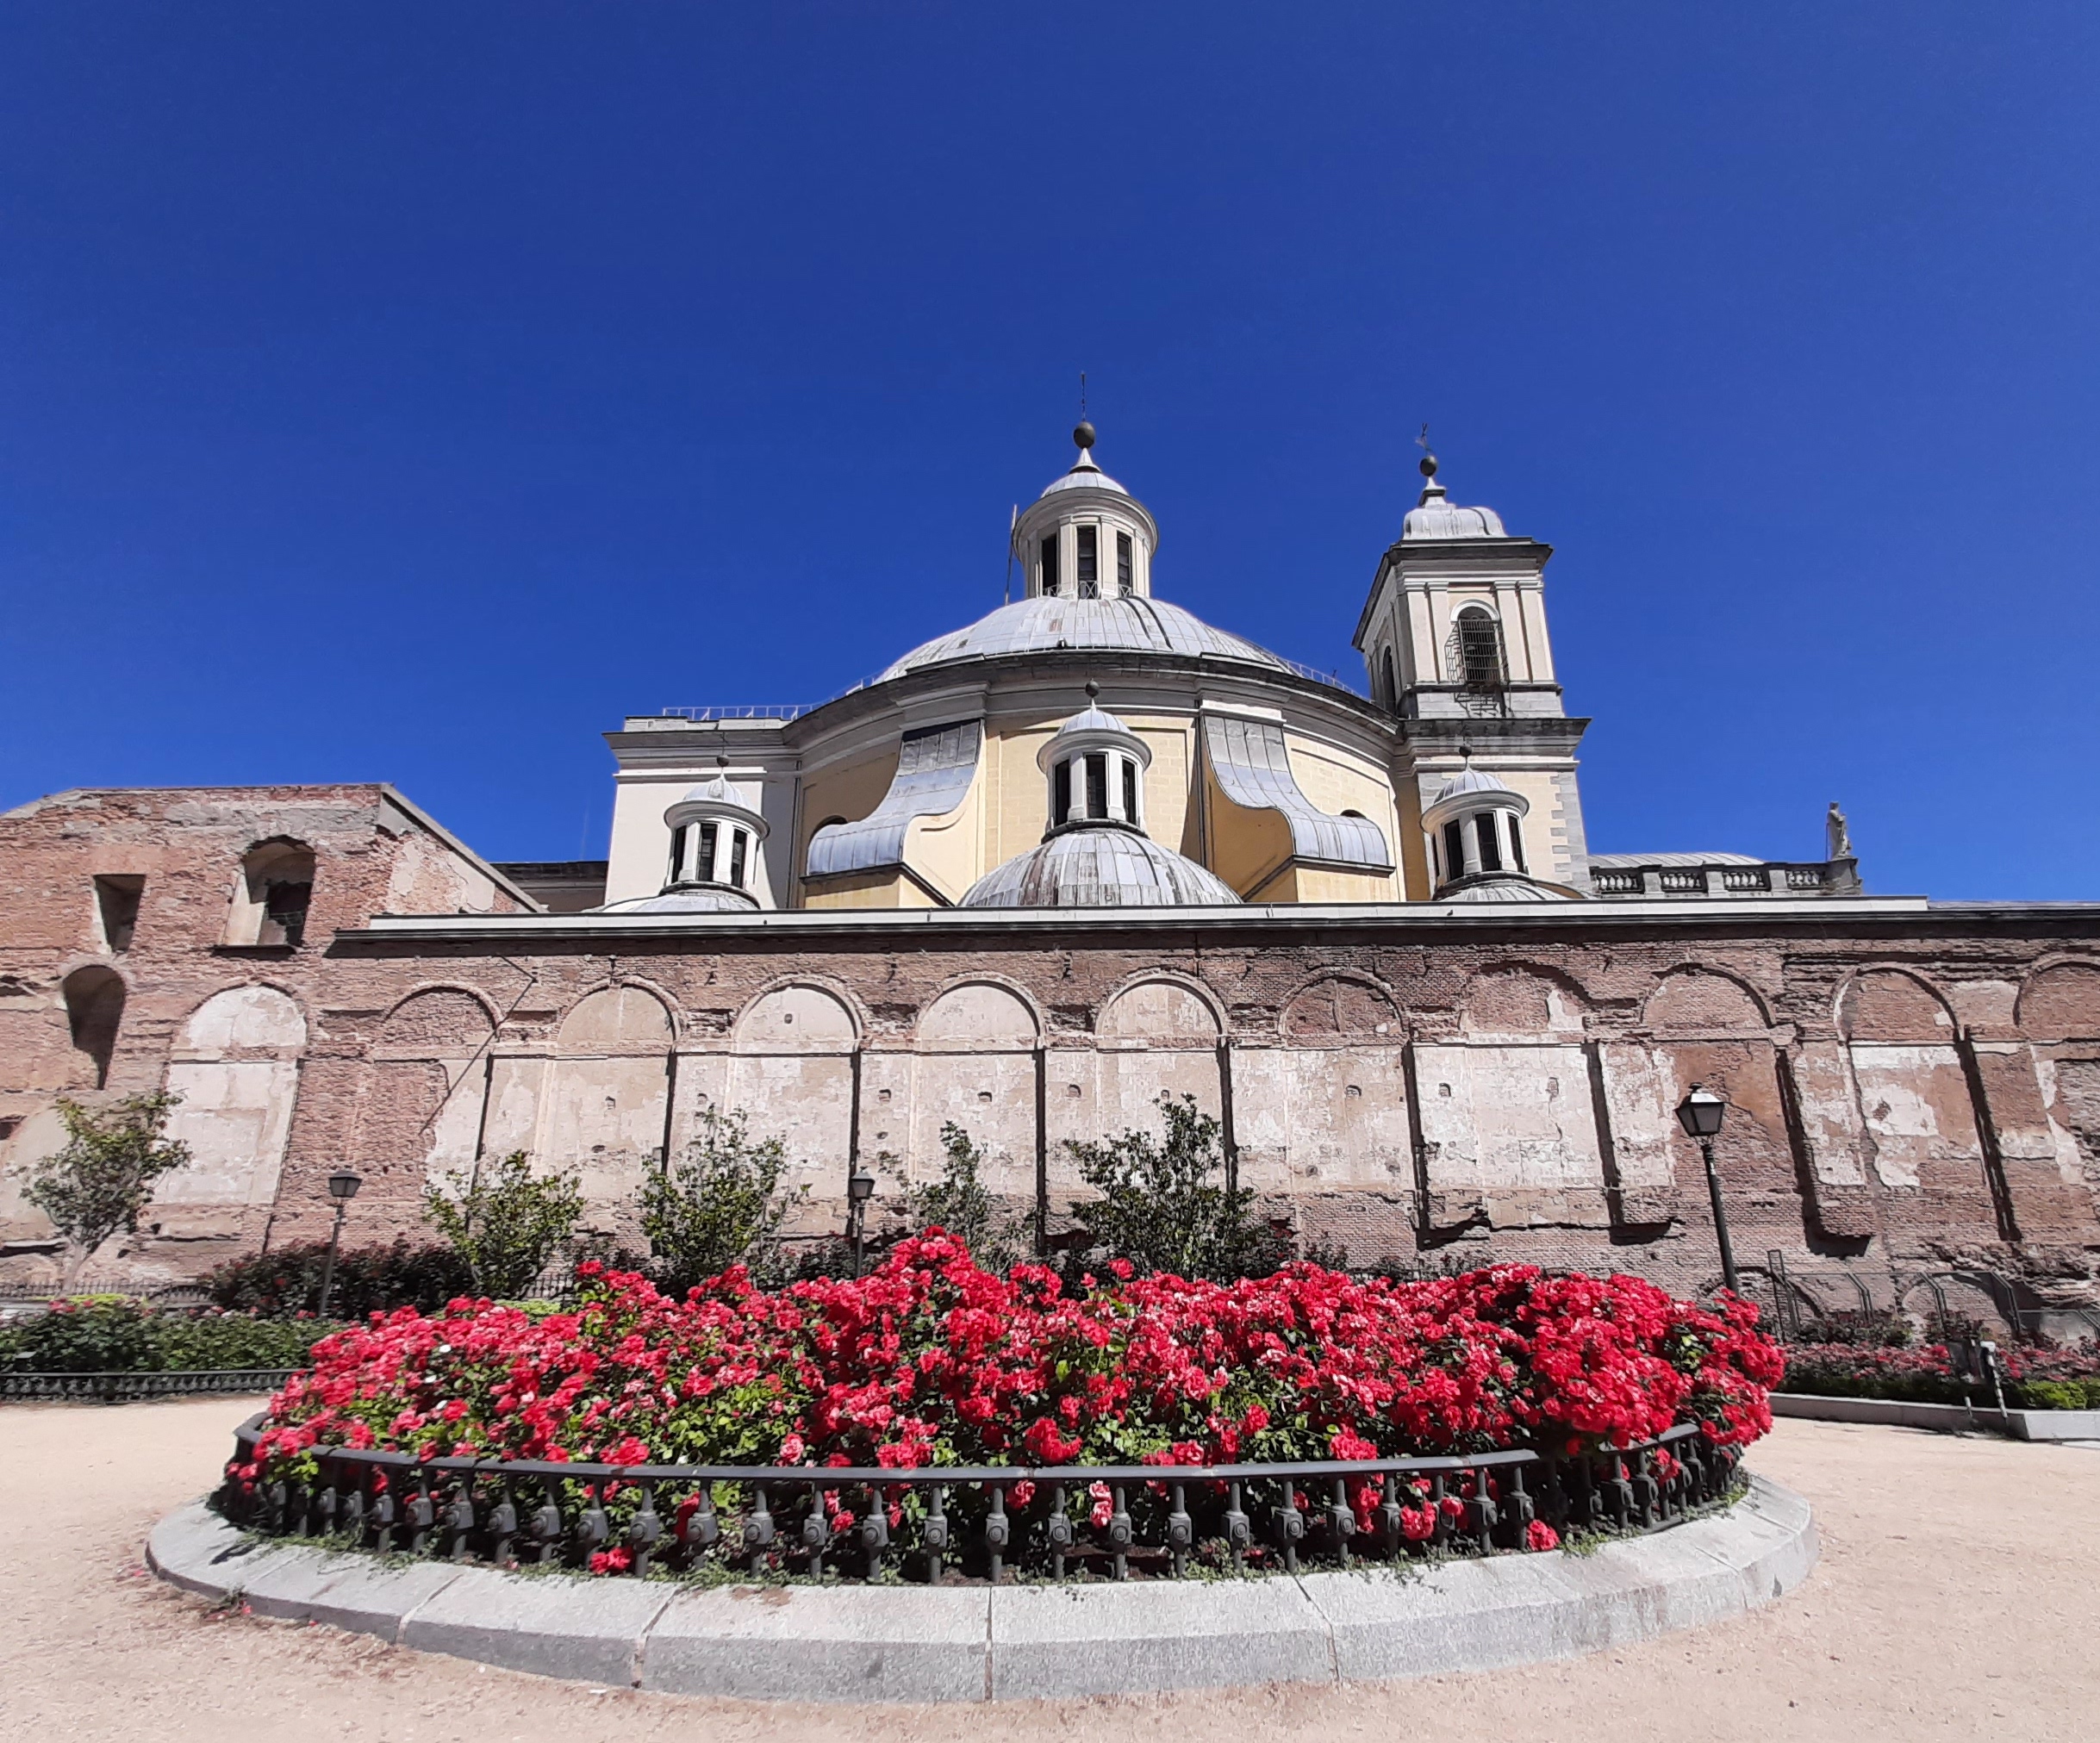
[1011,423,1159,601]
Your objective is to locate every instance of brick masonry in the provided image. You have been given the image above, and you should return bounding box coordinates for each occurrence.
[5,787,2099,1333]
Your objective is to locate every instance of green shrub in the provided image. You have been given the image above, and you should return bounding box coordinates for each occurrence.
[640,1108,806,1293]
[205,1236,474,1318]
[425,1152,585,1298]
[0,1298,338,1373]
[1063,1094,1285,1282]
[2012,1378,2100,1411]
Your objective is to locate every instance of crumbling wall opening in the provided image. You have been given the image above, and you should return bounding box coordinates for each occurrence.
[224,839,316,947]
[61,965,126,1088]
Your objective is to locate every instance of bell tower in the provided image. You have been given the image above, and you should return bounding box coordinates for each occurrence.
[1353,445,1594,896]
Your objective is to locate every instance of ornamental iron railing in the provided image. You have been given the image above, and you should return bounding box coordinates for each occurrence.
[3,1368,296,1404]
[221,1416,1734,1584]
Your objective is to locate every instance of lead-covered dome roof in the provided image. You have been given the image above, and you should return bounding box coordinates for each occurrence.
[878,594,1289,682]
[960,827,1242,909]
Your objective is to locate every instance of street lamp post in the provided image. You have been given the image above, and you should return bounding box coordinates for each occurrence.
[316,1168,363,1317]
[1675,1086,1739,1296]
[846,1166,876,1279]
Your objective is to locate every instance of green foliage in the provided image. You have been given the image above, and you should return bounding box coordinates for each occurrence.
[640,1108,807,1293]
[424,1151,584,1298]
[2013,1377,2100,1410]
[1062,1094,1284,1282]
[205,1236,475,1318]
[0,1297,337,1373]
[881,1122,1031,1270]
[12,1092,191,1285]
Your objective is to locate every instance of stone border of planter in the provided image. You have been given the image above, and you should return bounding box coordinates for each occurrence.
[1771,1392,2100,1441]
[146,1474,1816,1703]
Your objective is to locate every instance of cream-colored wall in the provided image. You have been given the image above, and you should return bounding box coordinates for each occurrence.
[903,762,984,906]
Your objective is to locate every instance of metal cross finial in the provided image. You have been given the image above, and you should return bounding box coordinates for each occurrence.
[1416,423,1430,451]
[1080,371,1087,421]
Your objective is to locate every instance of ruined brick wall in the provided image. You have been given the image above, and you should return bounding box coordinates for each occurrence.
[0,787,525,1266]
[6,799,2099,1335]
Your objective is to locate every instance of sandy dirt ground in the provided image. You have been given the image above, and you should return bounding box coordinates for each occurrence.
[0,1398,2093,1743]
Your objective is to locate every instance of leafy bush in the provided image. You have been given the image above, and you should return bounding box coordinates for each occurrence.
[0,1297,338,1373]
[878,1122,1031,1271]
[425,1152,585,1298]
[10,1093,191,1285]
[641,1108,807,1294]
[204,1236,475,1318]
[1063,1094,1283,1281]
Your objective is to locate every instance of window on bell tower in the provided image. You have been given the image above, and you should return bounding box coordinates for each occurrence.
[1040,534,1060,596]
[1116,531,1132,594]
[1455,607,1505,689]
[1076,526,1099,598]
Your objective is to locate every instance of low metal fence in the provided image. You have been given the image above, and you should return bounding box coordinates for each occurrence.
[4,1368,296,1404]
[221,1416,1735,1584]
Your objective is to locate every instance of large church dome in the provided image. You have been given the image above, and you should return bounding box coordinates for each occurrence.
[877,593,1291,682]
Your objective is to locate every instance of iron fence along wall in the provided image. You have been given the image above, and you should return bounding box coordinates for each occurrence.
[3,1369,296,1403]
[223,1417,1734,1584]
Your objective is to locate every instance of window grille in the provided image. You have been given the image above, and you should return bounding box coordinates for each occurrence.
[1116,532,1132,593]
[1455,609,1506,689]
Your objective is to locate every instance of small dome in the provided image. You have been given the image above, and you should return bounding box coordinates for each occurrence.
[961,830,1241,909]
[1039,461,1132,499]
[679,769,757,812]
[1402,464,1507,541]
[595,886,759,915]
[1434,765,1513,802]
[1441,874,1574,905]
[1050,683,1131,744]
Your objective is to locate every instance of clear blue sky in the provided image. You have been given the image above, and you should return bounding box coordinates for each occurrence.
[3,4,2095,898]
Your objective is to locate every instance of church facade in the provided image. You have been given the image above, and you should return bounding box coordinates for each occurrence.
[4,428,2098,1332]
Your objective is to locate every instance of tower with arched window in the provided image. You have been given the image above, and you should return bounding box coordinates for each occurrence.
[1350,445,1593,895]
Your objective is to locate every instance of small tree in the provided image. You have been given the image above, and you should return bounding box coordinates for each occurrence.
[882,1121,1030,1270]
[640,1108,807,1292]
[424,1151,584,1298]
[1064,1093,1282,1282]
[14,1092,190,1287]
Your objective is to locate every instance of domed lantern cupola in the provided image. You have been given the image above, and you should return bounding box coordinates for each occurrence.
[957,685,1240,909]
[595,760,773,913]
[1421,749,1536,899]
[1039,681,1150,836]
[1011,421,1160,601]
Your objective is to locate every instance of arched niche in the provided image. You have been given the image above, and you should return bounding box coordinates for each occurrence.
[733,984,857,1055]
[61,965,127,1089]
[178,983,307,1056]
[1836,969,1979,1193]
[159,985,308,1220]
[726,985,860,1211]
[1282,975,1400,1041]
[223,837,317,948]
[545,987,675,1211]
[1249,976,1408,1196]
[1098,979,1221,1047]
[1459,966,1588,1042]
[917,981,1038,1052]
[2017,963,2100,1043]
[364,989,497,1191]
[558,985,675,1055]
[1838,969,1957,1044]
[1642,968,1768,1036]
[906,983,1040,1202]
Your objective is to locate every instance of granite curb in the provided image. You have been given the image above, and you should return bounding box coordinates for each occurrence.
[146,1473,1817,1703]
[1772,1391,2100,1441]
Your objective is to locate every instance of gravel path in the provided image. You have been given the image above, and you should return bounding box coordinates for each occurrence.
[1,1398,2093,1741]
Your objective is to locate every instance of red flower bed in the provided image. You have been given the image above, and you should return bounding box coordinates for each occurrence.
[244,1235,1779,1485]
[1783,1341,2100,1409]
